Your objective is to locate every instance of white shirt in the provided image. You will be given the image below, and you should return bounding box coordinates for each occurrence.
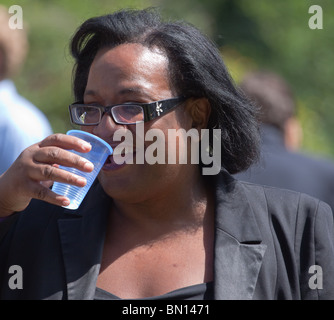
[0,79,53,174]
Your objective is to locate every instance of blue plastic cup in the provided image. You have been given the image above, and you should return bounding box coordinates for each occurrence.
[51,130,113,210]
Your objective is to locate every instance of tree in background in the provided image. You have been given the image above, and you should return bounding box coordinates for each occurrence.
[2,0,334,159]
[160,0,334,159]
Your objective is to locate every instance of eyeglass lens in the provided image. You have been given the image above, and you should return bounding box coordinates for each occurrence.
[73,104,145,125]
[112,105,144,124]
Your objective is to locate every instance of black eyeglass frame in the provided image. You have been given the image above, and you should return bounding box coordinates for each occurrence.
[68,96,186,126]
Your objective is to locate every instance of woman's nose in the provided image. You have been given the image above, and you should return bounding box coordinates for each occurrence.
[92,113,123,138]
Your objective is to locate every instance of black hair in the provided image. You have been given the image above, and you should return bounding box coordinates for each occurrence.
[70,8,260,174]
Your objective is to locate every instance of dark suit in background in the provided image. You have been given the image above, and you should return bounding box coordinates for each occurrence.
[236,124,334,211]
[234,71,334,212]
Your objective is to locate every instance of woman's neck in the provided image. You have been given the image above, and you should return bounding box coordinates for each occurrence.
[108,171,214,239]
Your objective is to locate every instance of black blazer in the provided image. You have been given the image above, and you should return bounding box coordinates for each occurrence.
[235,124,334,212]
[1,169,334,299]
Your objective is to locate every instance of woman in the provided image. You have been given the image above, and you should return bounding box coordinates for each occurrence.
[0,8,333,300]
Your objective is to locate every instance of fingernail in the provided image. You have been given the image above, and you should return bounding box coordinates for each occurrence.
[77,177,87,185]
[62,199,70,206]
[83,161,94,171]
[81,142,92,150]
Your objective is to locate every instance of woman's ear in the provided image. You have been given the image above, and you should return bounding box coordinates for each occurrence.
[185,98,211,130]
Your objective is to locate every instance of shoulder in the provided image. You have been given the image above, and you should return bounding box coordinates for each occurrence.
[0,80,52,138]
[239,180,333,220]
[236,180,334,299]
[237,180,334,252]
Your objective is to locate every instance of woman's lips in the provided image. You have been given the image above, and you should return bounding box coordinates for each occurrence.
[102,145,136,170]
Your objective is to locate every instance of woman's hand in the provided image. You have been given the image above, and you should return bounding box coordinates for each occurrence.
[0,133,94,217]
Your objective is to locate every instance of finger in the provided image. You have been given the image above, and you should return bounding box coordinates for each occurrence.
[30,182,71,207]
[30,164,88,187]
[40,180,53,188]
[38,133,92,153]
[33,147,94,173]
[40,165,58,188]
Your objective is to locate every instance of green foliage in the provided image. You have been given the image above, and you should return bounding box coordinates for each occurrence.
[160,0,334,159]
[1,0,153,133]
[2,0,334,160]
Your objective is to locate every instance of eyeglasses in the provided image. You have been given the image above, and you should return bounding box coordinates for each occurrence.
[69,97,186,126]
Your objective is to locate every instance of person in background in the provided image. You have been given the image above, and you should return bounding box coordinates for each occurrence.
[235,70,334,212]
[0,5,53,174]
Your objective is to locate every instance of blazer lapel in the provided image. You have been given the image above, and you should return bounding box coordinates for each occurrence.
[58,181,110,300]
[57,173,266,300]
[213,170,267,300]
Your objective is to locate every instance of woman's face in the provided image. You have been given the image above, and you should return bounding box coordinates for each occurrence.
[82,43,195,202]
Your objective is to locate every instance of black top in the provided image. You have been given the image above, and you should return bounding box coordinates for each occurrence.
[94,282,214,300]
[1,170,334,299]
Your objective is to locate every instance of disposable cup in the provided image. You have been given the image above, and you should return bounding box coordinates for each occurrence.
[51,130,113,210]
